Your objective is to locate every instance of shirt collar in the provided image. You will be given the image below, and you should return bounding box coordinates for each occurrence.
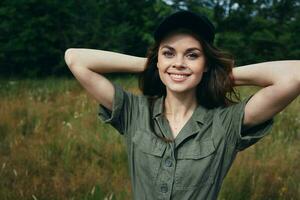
[152,95,208,124]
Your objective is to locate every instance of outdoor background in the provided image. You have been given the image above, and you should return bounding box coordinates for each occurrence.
[0,0,299,199]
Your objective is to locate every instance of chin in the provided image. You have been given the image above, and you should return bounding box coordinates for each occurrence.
[166,84,197,94]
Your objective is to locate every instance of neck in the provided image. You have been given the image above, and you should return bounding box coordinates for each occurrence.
[164,89,198,120]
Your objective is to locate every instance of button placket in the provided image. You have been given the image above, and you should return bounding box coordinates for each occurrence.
[154,118,177,199]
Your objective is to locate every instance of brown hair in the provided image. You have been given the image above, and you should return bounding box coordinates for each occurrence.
[139,28,240,142]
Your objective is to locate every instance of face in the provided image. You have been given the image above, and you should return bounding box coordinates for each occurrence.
[157,32,207,95]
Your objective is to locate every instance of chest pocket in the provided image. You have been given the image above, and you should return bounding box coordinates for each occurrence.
[132,130,167,182]
[175,139,216,189]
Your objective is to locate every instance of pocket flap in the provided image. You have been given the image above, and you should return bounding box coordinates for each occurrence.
[132,130,167,157]
[177,139,215,159]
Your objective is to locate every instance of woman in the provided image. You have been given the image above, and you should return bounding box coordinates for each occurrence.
[64,11,300,200]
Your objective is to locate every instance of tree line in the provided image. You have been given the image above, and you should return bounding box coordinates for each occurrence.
[1,0,299,78]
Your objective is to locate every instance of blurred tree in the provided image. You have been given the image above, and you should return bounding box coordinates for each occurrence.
[0,0,172,78]
[0,0,101,77]
[213,0,300,65]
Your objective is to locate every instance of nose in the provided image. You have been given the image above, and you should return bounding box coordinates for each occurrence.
[172,56,186,68]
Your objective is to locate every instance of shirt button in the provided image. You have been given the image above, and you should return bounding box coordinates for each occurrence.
[160,184,168,193]
[165,158,173,167]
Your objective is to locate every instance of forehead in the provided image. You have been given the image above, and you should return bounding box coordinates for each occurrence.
[159,32,202,50]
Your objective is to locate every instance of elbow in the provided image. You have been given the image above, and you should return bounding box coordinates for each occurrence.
[64,48,77,68]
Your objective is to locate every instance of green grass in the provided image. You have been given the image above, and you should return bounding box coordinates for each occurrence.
[0,77,299,200]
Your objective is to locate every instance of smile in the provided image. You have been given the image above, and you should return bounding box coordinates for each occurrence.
[168,73,191,82]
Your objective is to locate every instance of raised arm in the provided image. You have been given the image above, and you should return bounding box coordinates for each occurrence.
[64,48,147,110]
[232,60,300,128]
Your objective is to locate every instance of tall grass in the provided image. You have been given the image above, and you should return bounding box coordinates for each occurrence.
[0,77,299,200]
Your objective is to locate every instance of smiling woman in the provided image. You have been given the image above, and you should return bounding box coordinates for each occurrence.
[64,10,300,200]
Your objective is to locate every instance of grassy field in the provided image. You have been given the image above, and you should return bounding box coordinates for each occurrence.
[0,77,299,200]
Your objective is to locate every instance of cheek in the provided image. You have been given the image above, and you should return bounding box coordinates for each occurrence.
[191,67,206,85]
[187,72,202,84]
[191,63,206,77]
[157,68,167,84]
[194,73,204,85]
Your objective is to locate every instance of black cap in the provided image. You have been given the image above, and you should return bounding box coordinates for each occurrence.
[154,10,215,44]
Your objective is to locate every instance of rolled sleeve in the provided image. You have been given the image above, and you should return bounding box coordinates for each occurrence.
[218,95,274,151]
[98,83,124,124]
[97,82,139,135]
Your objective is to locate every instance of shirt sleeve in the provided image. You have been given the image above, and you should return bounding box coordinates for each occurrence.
[217,95,274,151]
[97,82,141,135]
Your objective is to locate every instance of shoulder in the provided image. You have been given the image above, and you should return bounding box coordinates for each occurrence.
[214,95,253,118]
[208,95,254,133]
[112,82,149,104]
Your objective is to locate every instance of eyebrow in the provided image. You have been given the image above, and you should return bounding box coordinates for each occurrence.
[160,45,202,52]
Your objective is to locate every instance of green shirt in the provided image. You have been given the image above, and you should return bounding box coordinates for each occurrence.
[98,83,274,200]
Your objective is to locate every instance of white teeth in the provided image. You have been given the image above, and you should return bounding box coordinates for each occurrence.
[170,74,188,78]
[170,74,188,77]
[169,73,189,81]
[175,74,185,77]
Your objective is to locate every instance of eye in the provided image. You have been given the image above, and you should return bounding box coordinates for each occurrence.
[162,51,174,58]
[187,53,199,59]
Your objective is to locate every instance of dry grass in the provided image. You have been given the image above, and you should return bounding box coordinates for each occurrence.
[0,77,299,200]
